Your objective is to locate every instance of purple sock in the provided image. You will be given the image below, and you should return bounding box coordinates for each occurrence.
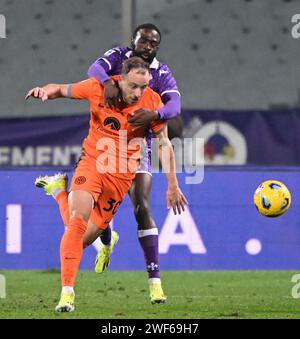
[100,226,112,245]
[138,228,160,279]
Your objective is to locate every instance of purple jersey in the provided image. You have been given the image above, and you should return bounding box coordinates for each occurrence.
[98,47,180,99]
[89,46,181,174]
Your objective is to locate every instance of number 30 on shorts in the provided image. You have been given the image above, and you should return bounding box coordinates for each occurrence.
[103,198,122,215]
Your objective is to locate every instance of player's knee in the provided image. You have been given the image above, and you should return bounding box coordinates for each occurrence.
[69,210,90,222]
[134,202,151,219]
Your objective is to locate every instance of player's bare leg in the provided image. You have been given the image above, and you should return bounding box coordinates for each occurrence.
[83,220,103,247]
[129,173,166,304]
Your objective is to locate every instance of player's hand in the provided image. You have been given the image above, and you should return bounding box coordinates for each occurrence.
[25,87,48,101]
[166,185,188,215]
[128,109,159,128]
[103,79,121,109]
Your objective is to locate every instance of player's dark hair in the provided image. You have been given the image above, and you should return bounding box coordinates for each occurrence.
[132,23,161,42]
[122,57,150,75]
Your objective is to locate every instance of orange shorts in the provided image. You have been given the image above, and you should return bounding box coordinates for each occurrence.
[70,156,132,229]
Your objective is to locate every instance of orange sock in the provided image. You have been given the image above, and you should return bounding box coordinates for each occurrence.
[56,191,70,226]
[60,216,87,287]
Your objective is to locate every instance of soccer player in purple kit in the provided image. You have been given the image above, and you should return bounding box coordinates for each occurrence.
[88,23,181,303]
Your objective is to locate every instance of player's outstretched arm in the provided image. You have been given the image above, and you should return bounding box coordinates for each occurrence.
[88,58,120,108]
[25,84,69,101]
[157,92,181,120]
[129,93,181,127]
[156,126,188,215]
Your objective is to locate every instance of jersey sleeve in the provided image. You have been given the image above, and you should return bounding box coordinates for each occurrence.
[98,48,123,75]
[87,60,111,84]
[157,66,181,99]
[67,78,97,100]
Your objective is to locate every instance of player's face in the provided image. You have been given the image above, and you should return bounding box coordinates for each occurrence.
[131,28,160,64]
[120,69,150,105]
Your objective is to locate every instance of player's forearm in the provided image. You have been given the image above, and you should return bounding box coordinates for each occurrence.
[158,93,181,120]
[42,84,67,99]
[87,60,111,85]
[165,170,179,189]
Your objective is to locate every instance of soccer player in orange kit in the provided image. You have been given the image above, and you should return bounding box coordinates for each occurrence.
[26,57,187,312]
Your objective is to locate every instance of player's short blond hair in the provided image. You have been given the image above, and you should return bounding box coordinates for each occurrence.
[122,57,150,76]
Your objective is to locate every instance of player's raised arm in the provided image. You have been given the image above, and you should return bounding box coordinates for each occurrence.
[155,125,188,215]
[156,70,181,120]
[87,49,121,108]
[88,61,120,108]
[128,72,181,127]
[25,84,69,101]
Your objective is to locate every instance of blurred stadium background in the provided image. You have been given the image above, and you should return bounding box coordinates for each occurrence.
[1,0,300,318]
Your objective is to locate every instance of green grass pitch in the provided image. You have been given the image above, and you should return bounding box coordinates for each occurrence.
[0,270,299,319]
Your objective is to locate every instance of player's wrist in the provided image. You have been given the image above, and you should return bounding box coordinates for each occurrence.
[168,178,179,190]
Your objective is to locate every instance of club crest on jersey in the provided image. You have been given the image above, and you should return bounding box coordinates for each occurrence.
[104,117,121,131]
[75,176,86,185]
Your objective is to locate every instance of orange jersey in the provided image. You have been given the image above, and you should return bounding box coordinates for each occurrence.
[68,76,165,179]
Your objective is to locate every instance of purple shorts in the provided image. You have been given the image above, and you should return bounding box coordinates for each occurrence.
[136,136,152,175]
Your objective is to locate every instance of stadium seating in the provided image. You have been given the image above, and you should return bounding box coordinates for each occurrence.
[0,0,299,117]
[0,0,122,117]
[136,0,300,110]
